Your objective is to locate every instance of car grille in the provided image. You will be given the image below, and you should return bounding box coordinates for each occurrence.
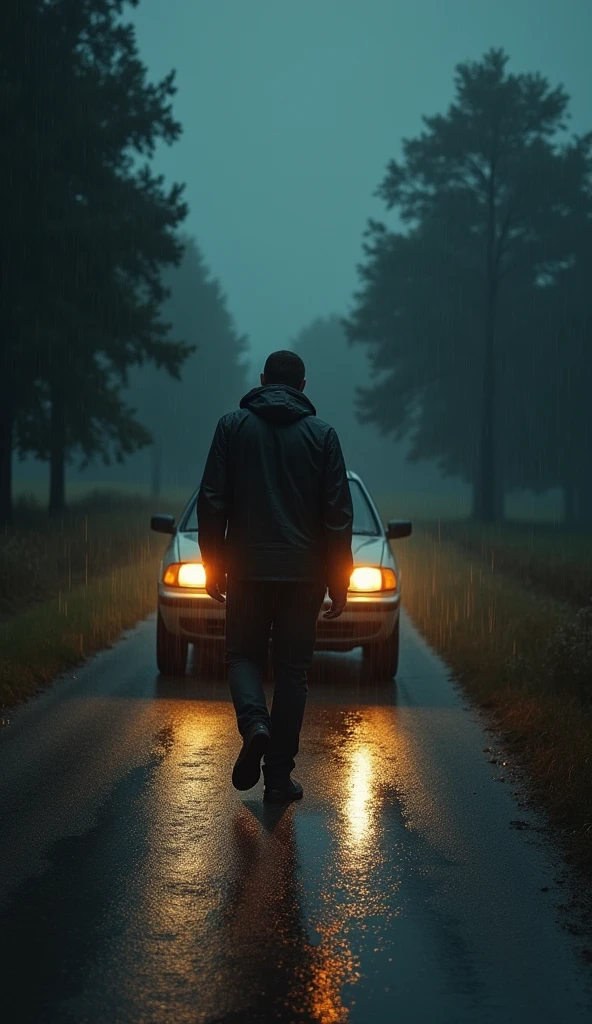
[178,616,385,642]
[318,619,383,641]
[179,616,225,637]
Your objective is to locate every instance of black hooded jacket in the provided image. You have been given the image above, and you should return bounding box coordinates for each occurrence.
[197,385,353,590]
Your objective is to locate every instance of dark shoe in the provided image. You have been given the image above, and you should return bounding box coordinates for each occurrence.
[263,775,304,803]
[232,723,271,791]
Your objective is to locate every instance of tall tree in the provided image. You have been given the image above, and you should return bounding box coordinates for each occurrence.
[0,0,46,523]
[498,137,592,522]
[16,359,154,508]
[347,49,588,520]
[1,0,190,521]
[527,226,592,524]
[125,237,249,495]
[347,219,483,485]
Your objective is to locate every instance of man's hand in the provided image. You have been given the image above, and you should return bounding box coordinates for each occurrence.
[323,591,347,620]
[204,567,226,604]
[206,583,226,604]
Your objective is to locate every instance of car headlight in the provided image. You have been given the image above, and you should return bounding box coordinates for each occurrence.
[162,562,207,588]
[349,566,397,592]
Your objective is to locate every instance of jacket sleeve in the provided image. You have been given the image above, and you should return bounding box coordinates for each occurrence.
[197,417,230,571]
[322,427,353,595]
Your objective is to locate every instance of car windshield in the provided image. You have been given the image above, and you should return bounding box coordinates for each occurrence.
[181,478,381,536]
[349,480,381,535]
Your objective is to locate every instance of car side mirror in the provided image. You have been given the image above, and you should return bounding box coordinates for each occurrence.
[150,514,176,535]
[386,519,412,540]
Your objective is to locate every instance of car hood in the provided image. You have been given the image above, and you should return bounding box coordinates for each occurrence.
[175,532,388,567]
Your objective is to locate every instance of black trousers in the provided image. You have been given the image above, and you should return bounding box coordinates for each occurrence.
[225,579,325,777]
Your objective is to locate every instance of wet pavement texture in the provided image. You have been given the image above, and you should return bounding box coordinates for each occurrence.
[0,611,591,1024]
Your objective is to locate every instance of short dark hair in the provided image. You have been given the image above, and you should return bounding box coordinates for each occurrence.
[263,350,305,389]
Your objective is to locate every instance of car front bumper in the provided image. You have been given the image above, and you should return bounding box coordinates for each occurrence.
[158,587,400,651]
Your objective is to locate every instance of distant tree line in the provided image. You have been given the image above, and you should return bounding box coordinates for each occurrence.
[1,1,247,525]
[291,315,392,475]
[346,49,592,524]
[124,237,248,497]
[289,315,446,497]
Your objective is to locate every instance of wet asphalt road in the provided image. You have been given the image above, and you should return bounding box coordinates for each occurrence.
[0,613,591,1024]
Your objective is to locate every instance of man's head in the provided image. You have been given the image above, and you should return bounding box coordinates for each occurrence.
[261,350,306,392]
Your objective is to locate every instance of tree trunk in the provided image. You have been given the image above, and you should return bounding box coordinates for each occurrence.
[473,159,503,523]
[474,312,498,521]
[0,387,14,527]
[474,294,504,520]
[49,381,66,516]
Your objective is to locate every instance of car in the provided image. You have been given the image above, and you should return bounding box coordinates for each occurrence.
[150,471,412,680]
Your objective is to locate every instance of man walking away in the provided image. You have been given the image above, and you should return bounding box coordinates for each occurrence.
[197,350,353,802]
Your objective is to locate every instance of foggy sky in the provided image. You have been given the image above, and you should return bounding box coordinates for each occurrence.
[132,0,592,372]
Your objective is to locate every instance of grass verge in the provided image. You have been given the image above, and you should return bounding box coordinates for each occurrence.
[0,491,180,710]
[0,490,175,620]
[0,553,160,709]
[396,527,592,872]
[427,519,592,608]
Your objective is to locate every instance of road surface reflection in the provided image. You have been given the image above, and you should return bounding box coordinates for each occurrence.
[1,633,590,1023]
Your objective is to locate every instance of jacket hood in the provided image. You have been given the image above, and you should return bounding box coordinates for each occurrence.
[240,385,316,424]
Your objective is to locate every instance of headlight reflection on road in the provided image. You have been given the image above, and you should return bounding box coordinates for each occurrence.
[307,922,359,1024]
[296,712,399,1024]
[344,746,374,849]
[336,709,404,922]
